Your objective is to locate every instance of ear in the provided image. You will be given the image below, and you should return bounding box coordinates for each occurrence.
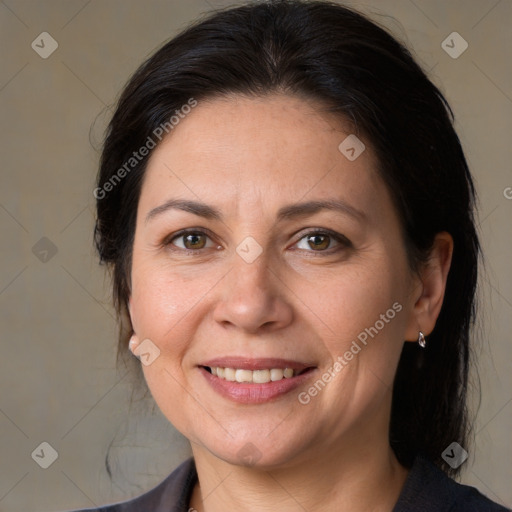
[126,297,136,336]
[404,232,453,342]
[127,297,135,325]
[128,333,141,355]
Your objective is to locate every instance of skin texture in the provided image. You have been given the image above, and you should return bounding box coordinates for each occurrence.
[128,94,453,511]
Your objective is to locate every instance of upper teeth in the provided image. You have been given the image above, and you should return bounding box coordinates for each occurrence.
[209,367,295,383]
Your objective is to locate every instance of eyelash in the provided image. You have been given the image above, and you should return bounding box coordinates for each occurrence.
[163,228,352,255]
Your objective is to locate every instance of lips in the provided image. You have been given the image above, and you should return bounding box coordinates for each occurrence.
[199,357,317,404]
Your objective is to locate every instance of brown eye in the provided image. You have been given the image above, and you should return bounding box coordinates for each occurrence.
[167,230,215,251]
[182,233,207,249]
[294,230,351,253]
[306,234,331,251]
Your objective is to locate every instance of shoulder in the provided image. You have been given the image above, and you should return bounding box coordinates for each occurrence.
[394,455,510,512]
[62,457,197,512]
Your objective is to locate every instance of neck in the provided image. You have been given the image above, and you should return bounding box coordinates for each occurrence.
[189,432,409,512]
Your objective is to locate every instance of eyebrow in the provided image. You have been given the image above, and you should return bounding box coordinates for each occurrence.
[145,198,366,225]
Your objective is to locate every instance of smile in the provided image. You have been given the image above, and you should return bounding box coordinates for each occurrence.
[205,366,301,383]
[199,358,317,403]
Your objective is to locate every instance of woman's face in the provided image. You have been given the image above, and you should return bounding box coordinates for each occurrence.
[129,94,421,468]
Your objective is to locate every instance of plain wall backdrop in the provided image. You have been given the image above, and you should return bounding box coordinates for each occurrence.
[0,1,511,510]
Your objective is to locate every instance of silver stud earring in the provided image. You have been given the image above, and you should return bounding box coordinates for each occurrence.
[418,331,426,348]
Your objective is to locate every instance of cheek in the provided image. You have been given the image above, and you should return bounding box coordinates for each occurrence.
[128,261,211,438]
[301,255,409,397]
[129,259,185,372]
[129,257,226,359]
[130,257,196,330]
[307,262,404,343]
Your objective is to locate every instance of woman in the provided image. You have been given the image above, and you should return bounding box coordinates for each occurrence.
[72,1,509,510]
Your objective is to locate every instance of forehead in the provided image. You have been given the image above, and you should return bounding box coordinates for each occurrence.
[139,94,386,220]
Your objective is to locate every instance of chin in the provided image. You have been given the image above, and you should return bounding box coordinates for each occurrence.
[195,430,313,470]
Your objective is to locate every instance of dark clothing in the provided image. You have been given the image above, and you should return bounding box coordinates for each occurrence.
[66,456,510,511]
[391,457,510,512]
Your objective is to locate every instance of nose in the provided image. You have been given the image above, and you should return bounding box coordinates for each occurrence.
[212,250,294,334]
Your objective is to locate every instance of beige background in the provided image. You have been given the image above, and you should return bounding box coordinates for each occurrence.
[0,0,510,510]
